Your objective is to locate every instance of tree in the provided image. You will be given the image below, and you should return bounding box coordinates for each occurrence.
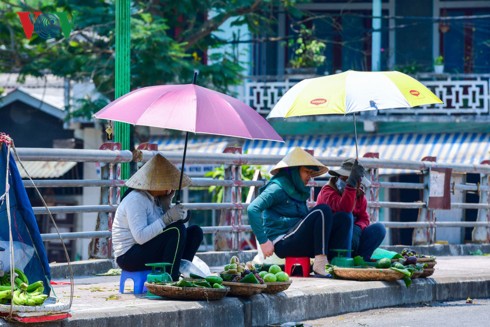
[0,0,307,118]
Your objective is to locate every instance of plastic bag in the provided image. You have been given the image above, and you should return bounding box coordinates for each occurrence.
[179,256,211,278]
[192,256,211,276]
[0,241,34,271]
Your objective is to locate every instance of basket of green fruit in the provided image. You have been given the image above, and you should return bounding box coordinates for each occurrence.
[395,248,437,278]
[333,267,405,281]
[260,264,292,294]
[145,275,229,301]
[332,257,406,281]
[220,256,267,297]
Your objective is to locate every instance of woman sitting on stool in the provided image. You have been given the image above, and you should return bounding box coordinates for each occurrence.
[112,154,203,281]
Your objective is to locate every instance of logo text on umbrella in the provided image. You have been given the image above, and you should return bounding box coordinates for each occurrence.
[310,98,327,105]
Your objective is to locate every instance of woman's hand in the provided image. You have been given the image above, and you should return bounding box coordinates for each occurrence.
[162,203,187,225]
[260,240,275,258]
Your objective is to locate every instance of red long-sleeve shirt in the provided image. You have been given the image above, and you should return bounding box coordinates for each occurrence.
[316,184,370,230]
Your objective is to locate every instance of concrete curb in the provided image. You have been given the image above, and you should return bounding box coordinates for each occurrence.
[25,256,487,327]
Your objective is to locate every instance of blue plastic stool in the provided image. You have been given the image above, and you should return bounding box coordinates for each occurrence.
[119,270,152,294]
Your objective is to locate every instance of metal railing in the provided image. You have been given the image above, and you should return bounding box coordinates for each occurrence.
[13,145,490,258]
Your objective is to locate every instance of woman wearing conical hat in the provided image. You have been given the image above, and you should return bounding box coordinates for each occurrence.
[112,154,203,281]
[247,147,353,276]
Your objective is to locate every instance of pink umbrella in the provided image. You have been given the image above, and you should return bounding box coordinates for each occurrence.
[94,84,282,140]
[94,78,283,201]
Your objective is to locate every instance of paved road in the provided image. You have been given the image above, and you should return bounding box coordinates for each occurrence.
[303,298,490,327]
[1,256,490,326]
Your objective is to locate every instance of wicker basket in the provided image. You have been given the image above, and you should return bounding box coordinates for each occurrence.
[222,281,267,297]
[333,267,405,281]
[411,271,423,279]
[262,281,293,294]
[145,283,229,301]
[391,256,437,278]
[419,267,435,278]
[417,257,437,277]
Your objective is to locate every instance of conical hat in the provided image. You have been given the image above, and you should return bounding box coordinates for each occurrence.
[125,154,192,190]
[270,147,328,177]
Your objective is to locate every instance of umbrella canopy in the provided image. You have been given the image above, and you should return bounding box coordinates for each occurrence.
[267,70,443,158]
[94,84,283,141]
[267,70,443,119]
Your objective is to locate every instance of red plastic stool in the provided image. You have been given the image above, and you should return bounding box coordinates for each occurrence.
[285,257,310,277]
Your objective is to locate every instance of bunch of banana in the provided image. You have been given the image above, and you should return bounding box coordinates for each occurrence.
[0,268,48,306]
[12,288,48,306]
[11,280,47,306]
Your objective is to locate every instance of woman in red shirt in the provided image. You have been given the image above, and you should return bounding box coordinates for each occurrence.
[316,158,386,261]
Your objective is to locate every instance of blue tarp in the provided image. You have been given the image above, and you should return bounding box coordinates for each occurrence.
[0,143,50,294]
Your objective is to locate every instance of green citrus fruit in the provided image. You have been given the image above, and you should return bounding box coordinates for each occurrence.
[259,271,268,279]
[268,264,282,274]
[263,273,277,283]
[376,258,392,269]
[275,271,289,282]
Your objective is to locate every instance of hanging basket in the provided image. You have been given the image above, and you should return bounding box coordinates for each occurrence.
[0,298,71,323]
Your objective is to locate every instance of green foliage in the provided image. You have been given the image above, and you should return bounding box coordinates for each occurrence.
[204,164,269,203]
[288,25,326,68]
[0,0,305,119]
[434,55,444,65]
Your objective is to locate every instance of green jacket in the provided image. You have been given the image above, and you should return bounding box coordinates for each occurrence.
[247,182,309,244]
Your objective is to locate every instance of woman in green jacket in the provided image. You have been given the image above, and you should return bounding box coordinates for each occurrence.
[247,147,353,276]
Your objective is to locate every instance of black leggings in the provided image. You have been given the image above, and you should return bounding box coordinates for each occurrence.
[274,204,353,261]
[116,223,203,281]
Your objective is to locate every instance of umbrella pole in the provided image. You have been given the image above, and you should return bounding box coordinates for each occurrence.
[353,113,359,159]
[176,71,198,203]
[176,131,189,204]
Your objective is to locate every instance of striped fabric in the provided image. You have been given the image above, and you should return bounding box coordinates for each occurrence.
[245,133,490,164]
[150,133,490,175]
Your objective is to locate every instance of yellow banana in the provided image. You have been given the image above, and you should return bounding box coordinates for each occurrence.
[12,290,25,306]
[25,294,37,306]
[32,294,48,305]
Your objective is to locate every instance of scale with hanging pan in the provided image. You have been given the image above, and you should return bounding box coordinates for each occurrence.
[145,262,173,283]
[330,249,354,267]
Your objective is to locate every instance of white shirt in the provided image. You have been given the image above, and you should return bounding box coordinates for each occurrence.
[112,190,166,258]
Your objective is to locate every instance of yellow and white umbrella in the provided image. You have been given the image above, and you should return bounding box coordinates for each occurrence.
[268,70,443,157]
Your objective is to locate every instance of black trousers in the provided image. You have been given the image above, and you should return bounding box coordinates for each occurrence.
[116,223,203,281]
[274,204,353,261]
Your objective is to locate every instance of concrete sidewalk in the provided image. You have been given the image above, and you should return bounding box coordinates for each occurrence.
[2,255,490,326]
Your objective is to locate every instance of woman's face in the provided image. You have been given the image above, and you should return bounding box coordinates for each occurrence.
[299,166,316,185]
